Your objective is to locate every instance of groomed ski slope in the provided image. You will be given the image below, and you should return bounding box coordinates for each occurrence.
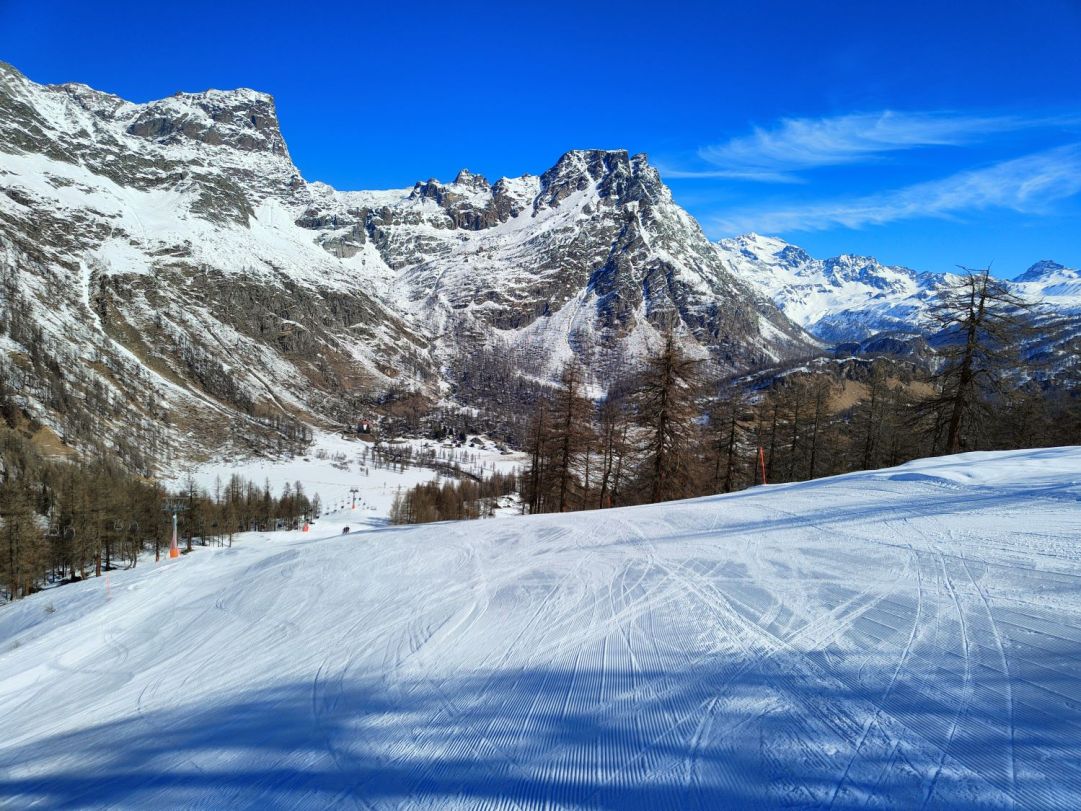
[2,448,1081,809]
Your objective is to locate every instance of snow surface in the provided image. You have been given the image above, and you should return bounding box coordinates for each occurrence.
[3,448,1081,808]
[163,430,526,519]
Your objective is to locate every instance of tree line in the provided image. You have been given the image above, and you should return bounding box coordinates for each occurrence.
[5,266,1079,587]
[388,470,518,524]
[0,405,326,602]
[512,268,1080,515]
[385,268,1080,523]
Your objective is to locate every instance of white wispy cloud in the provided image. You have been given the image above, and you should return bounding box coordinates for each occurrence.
[672,110,1070,182]
[708,144,1081,234]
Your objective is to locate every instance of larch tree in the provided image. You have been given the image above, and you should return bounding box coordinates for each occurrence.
[802,375,833,480]
[549,361,594,512]
[522,361,594,513]
[632,331,706,503]
[1,474,40,600]
[523,396,551,514]
[921,267,1033,454]
[709,385,750,494]
[596,388,634,508]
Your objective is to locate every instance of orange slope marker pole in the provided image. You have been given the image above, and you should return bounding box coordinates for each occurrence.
[169,511,180,559]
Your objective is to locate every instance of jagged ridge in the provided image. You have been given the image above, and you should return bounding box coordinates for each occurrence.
[0,63,816,465]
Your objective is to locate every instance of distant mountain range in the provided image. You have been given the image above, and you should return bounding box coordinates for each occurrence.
[719,233,1079,341]
[0,60,1076,465]
[718,233,1081,370]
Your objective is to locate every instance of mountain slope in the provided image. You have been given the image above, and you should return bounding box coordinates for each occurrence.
[2,447,1080,807]
[0,61,434,465]
[297,149,816,381]
[0,62,815,463]
[715,233,941,343]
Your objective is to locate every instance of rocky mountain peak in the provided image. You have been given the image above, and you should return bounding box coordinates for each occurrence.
[531,149,670,218]
[1014,259,1071,282]
[776,244,813,266]
[718,233,799,265]
[822,255,915,292]
[550,148,630,177]
[125,87,288,157]
[0,60,33,94]
[0,63,828,460]
[453,168,490,190]
[53,82,132,119]
[536,149,630,208]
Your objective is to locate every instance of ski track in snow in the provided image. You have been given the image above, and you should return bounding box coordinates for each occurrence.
[1,448,1081,808]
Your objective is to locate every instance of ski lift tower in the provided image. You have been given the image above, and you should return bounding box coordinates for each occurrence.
[349,486,360,511]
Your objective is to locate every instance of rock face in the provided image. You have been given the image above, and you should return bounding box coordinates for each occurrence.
[0,60,822,464]
[0,62,432,464]
[297,149,815,381]
[125,89,288,156]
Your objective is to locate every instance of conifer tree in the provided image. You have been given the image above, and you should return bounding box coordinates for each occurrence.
[921,267,1032,454]
[632,331,705,503]
[709,386,749,494]
[549,361,593,512]
[596,390,633,507]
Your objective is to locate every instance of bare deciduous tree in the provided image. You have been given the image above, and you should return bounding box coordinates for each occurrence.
[921,267,1033,454]
[632,331,705,503]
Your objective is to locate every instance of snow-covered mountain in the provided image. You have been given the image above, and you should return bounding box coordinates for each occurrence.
[0,62,814,463]
[715,233,942,343]
[296,149,816,382]
[717,233,1081,369]
[0,62,435,464]
[3,58,1076,466]
[1011,259,1081,305]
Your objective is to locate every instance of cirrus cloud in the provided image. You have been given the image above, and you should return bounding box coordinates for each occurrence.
[708,144,1081,234]
[666,110,1076,183]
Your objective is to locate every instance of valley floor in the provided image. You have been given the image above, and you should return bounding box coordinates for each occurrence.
[2,448,1081,808]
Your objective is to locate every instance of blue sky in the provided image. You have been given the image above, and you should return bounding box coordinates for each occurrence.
[2,0,1079,275]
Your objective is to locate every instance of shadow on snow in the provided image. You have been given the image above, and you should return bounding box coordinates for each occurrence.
[2,654,1079,809]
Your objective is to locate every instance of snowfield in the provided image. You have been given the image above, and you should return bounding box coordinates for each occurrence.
[162,430,526,519]
[2,448,1081,808]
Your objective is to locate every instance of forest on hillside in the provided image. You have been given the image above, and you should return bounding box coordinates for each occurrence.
[3,268,1080,598]
[391,269,1081,523]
